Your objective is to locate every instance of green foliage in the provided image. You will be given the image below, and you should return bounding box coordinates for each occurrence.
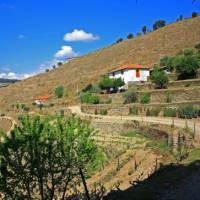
[151,65,169,89]
[178,105,199,119]
[55,85,64,98]
[195,42,200,51]
[100,97,112,104]
[99,76,125,92]
[192,11,198,18]
[153,20,166,30]
[146,108,161,116]
[82,84,101,94]
[179,15,183,21]
[129,107,139,115]
[99,109,108,115]
[165,92,172,103]
[0,115,97,199]
[140,93,151,104]
[123,90,138,104]
[160,56,169,66]
[174,53,200,80]
[127,33,133,39]
[80,92,99,104]
[163,108,177,117]
[116,38,123,43]
[142,26,147,34]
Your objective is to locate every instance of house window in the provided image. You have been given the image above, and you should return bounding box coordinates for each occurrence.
[121,70,124,75]
[112,72,115,77]
[136,69,140,78]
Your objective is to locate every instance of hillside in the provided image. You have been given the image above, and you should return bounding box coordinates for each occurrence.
[0,17,200,111]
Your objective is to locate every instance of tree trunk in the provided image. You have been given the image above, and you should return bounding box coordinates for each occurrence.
[79,168,90,200]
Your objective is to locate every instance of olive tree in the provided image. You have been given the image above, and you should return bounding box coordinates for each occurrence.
[0,115,97,200]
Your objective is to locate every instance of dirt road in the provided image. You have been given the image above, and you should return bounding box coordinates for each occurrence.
[68,106,200,141]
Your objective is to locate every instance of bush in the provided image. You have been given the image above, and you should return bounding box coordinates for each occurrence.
[151,65,169,89]
[80,92,99,104]
[123,90,138,104]
[140,93,151,104]
[153,20,166,30]
[49,103,55,107]
[146,108,161,116]
[100,109,108,115]
[178,105,198,119]
[55,86,64,98]
[142,26,147,34]
[129,107,139,115]
[163,108,177,117]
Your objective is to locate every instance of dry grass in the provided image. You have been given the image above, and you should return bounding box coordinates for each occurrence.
[0,17,200,112]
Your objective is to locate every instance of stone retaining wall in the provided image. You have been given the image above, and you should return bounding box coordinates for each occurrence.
[81,101,200,116]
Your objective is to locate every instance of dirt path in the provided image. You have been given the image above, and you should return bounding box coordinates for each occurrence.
[68,106,200,142]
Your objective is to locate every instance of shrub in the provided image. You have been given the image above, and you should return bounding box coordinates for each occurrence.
[55,86,64,98]
[123,90,138,104]
[127,33,133,39]
[165,92,172,103]
[140,93,151,104]
[0,113,5,117]
[100,109,108,115]
[129,107,139,115]
[178,105,198,119]
[82,84,101,93]
[146,108,161,116]
[185,83,191,87]
[163,108,177,117]
[151,65,169,89]
[80,92,99,104]
[49,103,55,107]
[23,106,30,112]
[153,20,166,30]
[192,11,198,18]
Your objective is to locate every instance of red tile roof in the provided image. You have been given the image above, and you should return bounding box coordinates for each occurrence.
[109,64,150,73]
[35,95,52,101]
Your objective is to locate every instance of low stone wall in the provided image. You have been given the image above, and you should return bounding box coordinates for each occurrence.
[81,101,200,116]
[129,78,200,91]
[98,86,200,104]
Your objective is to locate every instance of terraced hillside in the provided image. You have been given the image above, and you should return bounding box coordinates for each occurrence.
[0,17,200,112]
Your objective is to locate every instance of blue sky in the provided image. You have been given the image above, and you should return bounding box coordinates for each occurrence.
[0,0,199,79]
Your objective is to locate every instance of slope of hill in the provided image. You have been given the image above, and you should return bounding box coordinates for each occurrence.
[0,17,200,111]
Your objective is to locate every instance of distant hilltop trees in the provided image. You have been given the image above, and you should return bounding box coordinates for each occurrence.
[116,11,199,44]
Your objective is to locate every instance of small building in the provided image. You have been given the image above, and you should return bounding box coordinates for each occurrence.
[34,95,52,106]
[108,64,150,84]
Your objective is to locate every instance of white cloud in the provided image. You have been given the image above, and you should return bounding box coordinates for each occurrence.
[54,46,77,59]
[64,29,100,42]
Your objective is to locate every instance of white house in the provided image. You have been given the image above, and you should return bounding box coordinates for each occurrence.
[108,64,150,84]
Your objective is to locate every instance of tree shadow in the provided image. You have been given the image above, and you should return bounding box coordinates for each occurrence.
[105,160,200,200]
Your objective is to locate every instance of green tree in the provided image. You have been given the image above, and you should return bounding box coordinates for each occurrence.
[116,38,123,43]
[55,85,64,98]
[160,56,169,66]
[195,43,200,51]
[127,33,134,39]
[142,26,147,34]
[98,75,113,92]
[153,20,166,30]
[192,11,198,18]
[0,115,97,199]
[151,65,169,89]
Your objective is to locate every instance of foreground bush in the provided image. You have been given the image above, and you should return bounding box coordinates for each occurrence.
[0,115,97,199]
[146,108,161,116]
